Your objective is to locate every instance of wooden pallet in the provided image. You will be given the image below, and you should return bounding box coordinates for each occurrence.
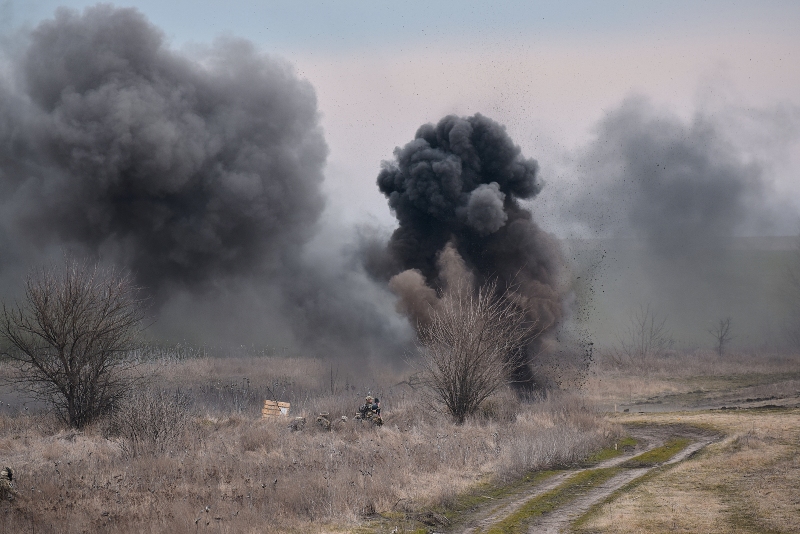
[262,400,291,418]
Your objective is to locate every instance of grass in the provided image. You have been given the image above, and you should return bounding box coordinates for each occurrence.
[479,428,691,533]
[582,435,638,465]
[0,354,617,534]
[357,470,562,534]
[438,469,560,522]
[571,350,800,533]
[358,428,644,532]
[360,432,643,532]
[582,350,800,410]
[483,467,621,534]
[620,437,691,468]
[573,409,800,533]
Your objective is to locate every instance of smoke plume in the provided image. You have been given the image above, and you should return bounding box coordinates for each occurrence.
[366,114,567,386]
[0,5,325,294]
[0,5,410,359]
[568,97,770,253]
[560,96,799,348]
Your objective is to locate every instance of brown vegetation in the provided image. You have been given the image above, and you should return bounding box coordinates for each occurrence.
[584,347,800,411]
[416,278,539,424]
[0,355,615,533]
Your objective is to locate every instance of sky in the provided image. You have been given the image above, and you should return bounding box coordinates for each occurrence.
[4,0,799,235]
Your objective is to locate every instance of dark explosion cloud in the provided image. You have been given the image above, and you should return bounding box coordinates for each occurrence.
[0,5,326,294]
[0,5,412,360]
[366,114,567,387]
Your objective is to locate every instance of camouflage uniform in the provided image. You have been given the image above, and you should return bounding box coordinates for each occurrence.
[355,396,383,426]
[0,466,14,501]
[315,413,332,431]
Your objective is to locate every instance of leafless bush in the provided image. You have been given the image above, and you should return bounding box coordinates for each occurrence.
[416,278,539,424]
[788,235,800,348]
[110,389,193,458]
[708,317,734,357]
[0,258,146,429]
[609,303,674,369]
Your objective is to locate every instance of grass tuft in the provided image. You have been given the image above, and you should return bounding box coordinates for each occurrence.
[582,435,638,465]
[620,437,690,468]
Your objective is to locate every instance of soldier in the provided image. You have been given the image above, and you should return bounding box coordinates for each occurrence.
[356,396,374,420]
[372,397,383,426]
[0,466,14,501]
[316,412,332,431]
[355,396,383,426]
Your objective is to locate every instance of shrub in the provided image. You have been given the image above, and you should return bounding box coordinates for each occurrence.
[110,388,193,458]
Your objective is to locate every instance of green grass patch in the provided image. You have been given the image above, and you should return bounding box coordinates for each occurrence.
[358,470,562,533]
[620,437,690,468]
[439,470,560,523]
[572,436,698,530]
[484,467,621,534]
[583,436,638,465]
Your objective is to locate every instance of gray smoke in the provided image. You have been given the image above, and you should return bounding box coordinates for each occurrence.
[561,96,799,348]
[0,5,409,359]
[467,182,508,236]
[570,97,766,253]
[366,114,568,386]
[0,5,325,293]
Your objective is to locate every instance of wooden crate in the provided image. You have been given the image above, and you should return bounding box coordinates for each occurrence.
[262,400,291,418]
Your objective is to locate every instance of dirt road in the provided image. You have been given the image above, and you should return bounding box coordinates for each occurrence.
[450,424,720,534]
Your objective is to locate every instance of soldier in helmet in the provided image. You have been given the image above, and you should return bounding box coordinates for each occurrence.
[355,395,383,426]
[357,396,374,420]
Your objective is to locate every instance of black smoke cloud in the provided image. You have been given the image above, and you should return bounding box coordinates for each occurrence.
[366,114,567,385]
[0,5,325,294]
[0,5,410,359]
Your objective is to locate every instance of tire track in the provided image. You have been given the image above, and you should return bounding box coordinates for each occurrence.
[451,425,718,534]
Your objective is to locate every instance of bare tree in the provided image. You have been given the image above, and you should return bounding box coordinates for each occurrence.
[708,317,734,358]
[0,258,146,429]
[788,234,800,348]
[611,303,674,368]
[416,278,538,424]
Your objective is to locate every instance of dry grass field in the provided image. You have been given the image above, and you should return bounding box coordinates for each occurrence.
[583,349,800,412]
[571,349,800,534]
[2,347,798,533]
[574,408,800,533]
[0,353,616,533]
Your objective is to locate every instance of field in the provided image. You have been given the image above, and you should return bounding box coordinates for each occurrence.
[0,353,615,534]
[574,408,800,533]
[1,346,798,533]
[573,349,800,534]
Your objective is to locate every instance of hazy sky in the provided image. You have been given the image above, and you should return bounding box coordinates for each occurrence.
[4,1,799,234]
